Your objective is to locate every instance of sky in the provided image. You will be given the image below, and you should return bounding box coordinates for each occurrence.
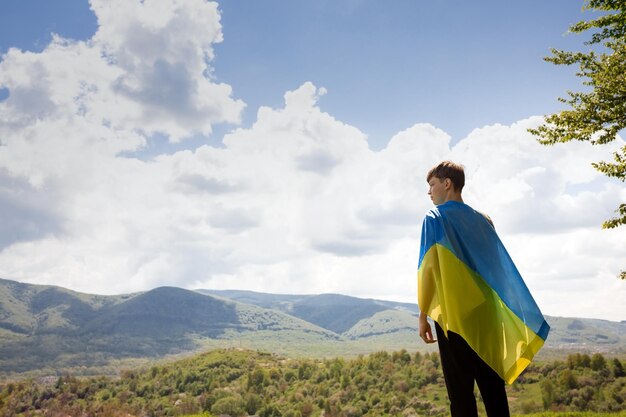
[0,0,624,321]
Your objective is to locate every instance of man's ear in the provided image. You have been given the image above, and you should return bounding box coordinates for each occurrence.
[444,178,451,189]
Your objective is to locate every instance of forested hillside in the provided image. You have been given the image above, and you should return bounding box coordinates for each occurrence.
[1,349,624,417]
[1,279,625,378]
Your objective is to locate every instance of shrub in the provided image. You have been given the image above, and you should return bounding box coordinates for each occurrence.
[210,395,245,417]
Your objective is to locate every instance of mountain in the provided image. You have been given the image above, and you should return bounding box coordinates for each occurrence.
[0,280,338,374]
[199,289,418,334]
[199,288,626,360]
[0,278,624,377]
[345,309,421,339]
[541,316,626,351]
[0,278,131,335]
[82,286,240,338]
[199,289,626,352]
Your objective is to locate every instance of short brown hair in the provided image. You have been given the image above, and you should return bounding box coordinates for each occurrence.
[426,161,465,192]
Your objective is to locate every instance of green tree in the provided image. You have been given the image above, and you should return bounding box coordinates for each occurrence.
[558,369,579,390]
[529,0,626,278]
[591,352,608,371]
[260,403,283,417]
[211,395,246,417]
[245,393,262,415]
[614,357,626,377]
[248,367,268,391]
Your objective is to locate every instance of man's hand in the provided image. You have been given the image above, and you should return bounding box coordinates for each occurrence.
[419,313,436,344]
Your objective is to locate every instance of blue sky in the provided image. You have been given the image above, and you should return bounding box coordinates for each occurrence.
[215,0,591,148]
[1,0,592,149]
[0,0,624,321]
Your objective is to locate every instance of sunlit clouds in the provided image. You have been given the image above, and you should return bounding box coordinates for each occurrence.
[0,0,624,320]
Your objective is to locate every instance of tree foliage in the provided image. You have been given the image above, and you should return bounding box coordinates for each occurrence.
[0,349,624,416]
[529,0,626,280]
[528,0,626,237]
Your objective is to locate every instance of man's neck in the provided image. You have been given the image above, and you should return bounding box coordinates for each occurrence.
[444,192,464,204]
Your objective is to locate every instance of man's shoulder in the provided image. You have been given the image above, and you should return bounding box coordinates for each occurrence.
[422,206,442,222]
[434,201,469,216]
[435,202,495,228]
[479,212,495,228]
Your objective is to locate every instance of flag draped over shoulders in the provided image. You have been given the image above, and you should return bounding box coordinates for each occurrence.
[417,201,549,384]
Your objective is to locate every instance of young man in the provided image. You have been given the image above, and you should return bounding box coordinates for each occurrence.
[417,161,549,417]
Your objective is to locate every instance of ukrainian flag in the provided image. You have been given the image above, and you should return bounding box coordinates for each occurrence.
[418,201,549,384]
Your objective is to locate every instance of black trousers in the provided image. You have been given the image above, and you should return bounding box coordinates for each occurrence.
[435,322,510,417]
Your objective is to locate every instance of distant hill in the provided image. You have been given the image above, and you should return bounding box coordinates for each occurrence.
[541,316,626,351]
[345,309,420,339]
[199,289,418,334]
[82,286,240,338]
[0,278,131,335]
[0,280,340,375]
[200,289,626,351]
[0,278,624,377]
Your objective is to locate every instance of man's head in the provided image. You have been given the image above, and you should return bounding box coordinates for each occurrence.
[426,161,465,205]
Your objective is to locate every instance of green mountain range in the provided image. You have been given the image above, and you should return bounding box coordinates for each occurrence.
[0,278,624,377]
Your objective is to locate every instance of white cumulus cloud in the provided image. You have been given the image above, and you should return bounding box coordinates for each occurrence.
[0,1,624,321]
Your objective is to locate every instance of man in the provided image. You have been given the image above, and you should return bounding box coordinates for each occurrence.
[417,161,549,417]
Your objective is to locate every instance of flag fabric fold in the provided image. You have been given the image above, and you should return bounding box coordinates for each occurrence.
[418,201,549,384]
